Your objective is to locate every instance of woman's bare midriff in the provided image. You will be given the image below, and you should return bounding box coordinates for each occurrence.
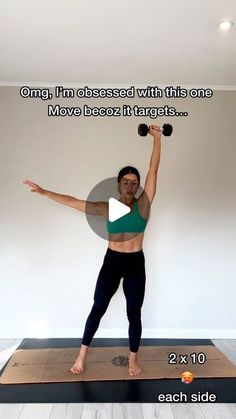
[108,232,144,253]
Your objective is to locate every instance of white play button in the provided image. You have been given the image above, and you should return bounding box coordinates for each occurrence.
[108,198,130,222]
[85,176,150,241]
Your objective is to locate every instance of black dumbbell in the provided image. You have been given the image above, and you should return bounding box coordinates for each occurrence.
[138,123,173,137]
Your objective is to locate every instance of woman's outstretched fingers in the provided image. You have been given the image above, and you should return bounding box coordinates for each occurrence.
[22,179,43,193]
[23,179,37,189]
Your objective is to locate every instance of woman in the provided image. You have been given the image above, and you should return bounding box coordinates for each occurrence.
[23,124,161,376]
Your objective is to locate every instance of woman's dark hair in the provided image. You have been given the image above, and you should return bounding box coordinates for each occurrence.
[117,166,140,184]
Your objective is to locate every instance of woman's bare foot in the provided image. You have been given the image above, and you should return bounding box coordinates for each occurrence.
[129,352,142,376]
[70,356,85,374]
[70,344,88,375]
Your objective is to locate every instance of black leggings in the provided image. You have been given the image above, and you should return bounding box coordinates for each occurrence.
[81,247,146,352]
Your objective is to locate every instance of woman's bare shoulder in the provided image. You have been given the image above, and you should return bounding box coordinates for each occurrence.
[137,194,151,219]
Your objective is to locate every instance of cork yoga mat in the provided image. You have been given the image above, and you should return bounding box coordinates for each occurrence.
[1,345,236,384]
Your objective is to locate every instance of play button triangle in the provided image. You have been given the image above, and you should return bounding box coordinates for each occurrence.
[108,198,130,222]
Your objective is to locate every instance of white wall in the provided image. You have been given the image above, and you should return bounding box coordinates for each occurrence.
[0,86,235,339]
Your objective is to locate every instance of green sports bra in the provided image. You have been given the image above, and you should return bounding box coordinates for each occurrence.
[106,199,148,234]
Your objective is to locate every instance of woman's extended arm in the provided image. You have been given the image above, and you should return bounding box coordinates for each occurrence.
[22,179,107,216]
[148,126,161,173]
[141,125,161,204]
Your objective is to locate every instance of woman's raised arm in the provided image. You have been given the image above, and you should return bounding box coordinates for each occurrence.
[141,125,161,204]
[22,179,107,216]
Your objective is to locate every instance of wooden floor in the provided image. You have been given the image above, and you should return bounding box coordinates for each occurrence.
[0,339,236,418]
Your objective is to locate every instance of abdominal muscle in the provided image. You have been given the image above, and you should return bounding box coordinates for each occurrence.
[108,232,144,252]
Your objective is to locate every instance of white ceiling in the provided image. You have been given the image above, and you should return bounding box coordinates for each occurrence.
[0,0,236,88]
